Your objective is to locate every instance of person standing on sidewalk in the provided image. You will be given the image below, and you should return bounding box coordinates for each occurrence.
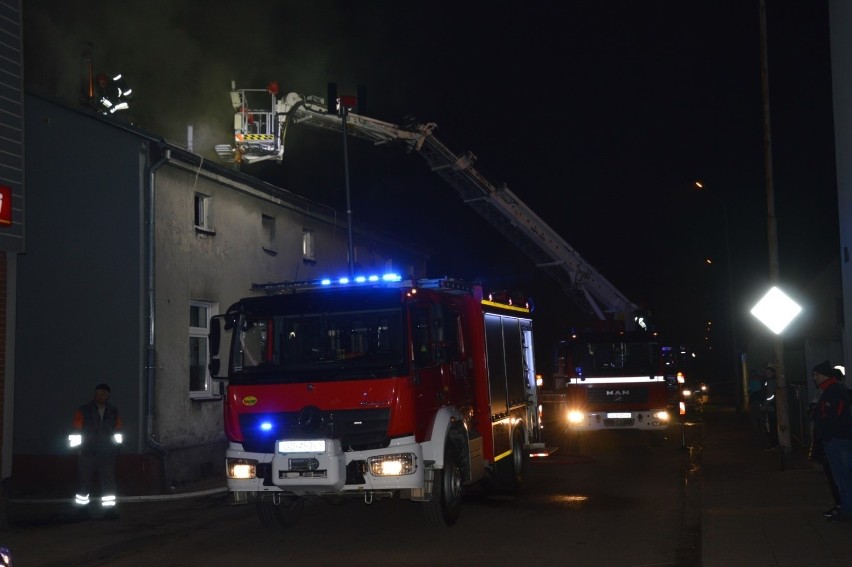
[68,383,123,519]
[761,365,779,450]
[747,369,765,436]
[811,360,852,522]
[809,366,844,517]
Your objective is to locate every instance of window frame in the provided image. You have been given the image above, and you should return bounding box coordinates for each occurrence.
[194,193,214,234]
[189,300,220,399]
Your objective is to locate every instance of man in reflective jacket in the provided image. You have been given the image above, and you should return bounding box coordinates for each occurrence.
[69,383,123,518]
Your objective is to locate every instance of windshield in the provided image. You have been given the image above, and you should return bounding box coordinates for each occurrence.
[573,339,658,377]
[231,291,407,382]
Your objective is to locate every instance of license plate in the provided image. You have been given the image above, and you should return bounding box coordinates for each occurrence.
[278,439,326,453]
[607,412,631,419]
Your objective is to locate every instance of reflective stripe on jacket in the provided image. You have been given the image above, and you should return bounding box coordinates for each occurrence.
[72,401,123,457]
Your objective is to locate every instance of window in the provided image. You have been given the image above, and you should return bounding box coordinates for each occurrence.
[302,229,315,262]
[194,193,212,231]
[411,305,434,367]
[262,214,276,254]
[262,214,276,243]
[190,300,219,398]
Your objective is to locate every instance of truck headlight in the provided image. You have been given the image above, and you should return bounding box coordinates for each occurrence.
[567,410,585,424]
[654,410,670,422]
[227,458,258,480]
[368,453,416,476]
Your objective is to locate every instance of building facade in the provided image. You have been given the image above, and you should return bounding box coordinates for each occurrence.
[13,94,427,494]
[0,0,23,517]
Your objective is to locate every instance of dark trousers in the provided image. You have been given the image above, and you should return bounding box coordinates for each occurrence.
[764,410,779,447]
[824,438,852,515]
[749,400,764,434]
[76,453,116,503]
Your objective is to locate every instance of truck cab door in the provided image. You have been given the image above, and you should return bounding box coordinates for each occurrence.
[410,302,443,440]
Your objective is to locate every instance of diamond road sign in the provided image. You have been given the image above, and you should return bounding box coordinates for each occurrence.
[750,286,801,334]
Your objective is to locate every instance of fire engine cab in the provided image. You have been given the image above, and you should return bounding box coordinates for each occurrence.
[541,329,681,446]
[210,275,539,528]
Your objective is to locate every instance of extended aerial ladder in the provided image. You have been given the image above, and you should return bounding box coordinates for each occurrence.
[215,81,639,325]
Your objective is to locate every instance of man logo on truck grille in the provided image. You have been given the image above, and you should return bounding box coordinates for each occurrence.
[606,390,629,402]
[298,405,324,433]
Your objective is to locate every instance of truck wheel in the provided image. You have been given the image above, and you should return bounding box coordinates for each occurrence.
[501,426,529,491]
[480,426,529,494]
[423,444,463,527]
[256,492,304,528]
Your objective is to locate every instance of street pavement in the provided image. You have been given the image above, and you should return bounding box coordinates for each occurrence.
[2,404,852,565]
[700,404,852,566]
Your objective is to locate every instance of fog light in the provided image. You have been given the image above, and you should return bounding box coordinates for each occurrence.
[368,453,416,476]
[227,458,257,479]
[654,410,670,422]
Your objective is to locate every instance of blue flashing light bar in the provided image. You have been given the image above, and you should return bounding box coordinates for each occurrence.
[253,273,404,294]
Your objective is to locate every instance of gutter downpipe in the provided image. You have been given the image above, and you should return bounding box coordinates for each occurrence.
[145,144,170,479]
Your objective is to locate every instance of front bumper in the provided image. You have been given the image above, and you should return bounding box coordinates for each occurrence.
[226,435,425,496]
[568,410,671,431]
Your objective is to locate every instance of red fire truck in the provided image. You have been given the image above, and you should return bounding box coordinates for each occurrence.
[541,328,681,445]
[210,275,540,528]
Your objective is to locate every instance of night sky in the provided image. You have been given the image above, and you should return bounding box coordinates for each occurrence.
[23,1,839,376]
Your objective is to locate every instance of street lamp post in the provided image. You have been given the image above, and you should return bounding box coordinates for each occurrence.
[758,0,793,470]
[695,181,742,411]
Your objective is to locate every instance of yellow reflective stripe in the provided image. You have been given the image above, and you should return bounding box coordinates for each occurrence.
[493,449,512,461]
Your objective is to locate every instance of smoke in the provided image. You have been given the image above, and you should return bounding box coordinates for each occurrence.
[23,0,365,161]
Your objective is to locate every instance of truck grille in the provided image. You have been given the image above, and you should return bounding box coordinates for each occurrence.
[239,408,391,454]
[586,387,649,404]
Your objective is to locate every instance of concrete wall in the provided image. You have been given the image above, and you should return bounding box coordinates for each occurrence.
[18,96,146,458]
[830,1,852,369]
